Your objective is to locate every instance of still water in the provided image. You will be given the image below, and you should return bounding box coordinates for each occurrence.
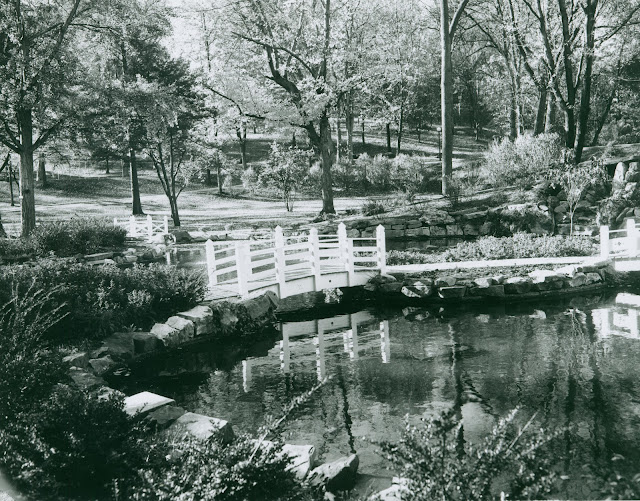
[112,292,640,498]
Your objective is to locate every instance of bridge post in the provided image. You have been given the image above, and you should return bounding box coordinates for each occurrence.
[147,215,153,239]
[309,228,321,288]
[274,226,286,297]
[113,217,118,229]
[235,241,250,297]
[129,215,137,237]
[627,218,638,257]
[205,239,217,287]
[338,223,354,284]
[600,225,609,259]
[163,215,169,234]
[376,225,387,274]
[380,320,390,363]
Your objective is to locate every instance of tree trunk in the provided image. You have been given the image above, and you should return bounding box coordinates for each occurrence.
[590,89,615,147]
[397,105,404,153]
[345,92,354,164]
[361,120,365,146]
[574,0,597,164]
[8,161,15,206]
[169,196,181,227]
[440,0,454,196]
[18,108,36,236]
[237,124,247,170]
[533,87,547,135]
[206,168,212,186]
[105,157,110,174]
[38,155,47,188]
[0,213,5,238]
[545,93,556,133]
[319,113,335,214]
[217,164,222,195]
[386,123,392,153]
[336,119,342,163]
[129,148,143,215]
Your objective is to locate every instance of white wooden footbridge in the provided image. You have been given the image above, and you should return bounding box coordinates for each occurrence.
[204,223,386,299]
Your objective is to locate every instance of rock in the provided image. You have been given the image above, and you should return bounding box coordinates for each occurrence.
[69,367,105,390]
[626,182,638,193]
[188,231,208,242]
[84,252,114,261]
[492,274,506,284]
[170,412,234,443]
[98,387,126,401]
[150,323,181,348]
[585,272,602,284]
[528,269,562,283]
[504,277,532,294]
[369,274,397,285]
[430,225,446,237]
[63,351,89,369]
[567,272,588,287]
[479,222,493,235]
[309,454,359,492]
[124,391,175,417]
[380,282,403,293]
[88,355,117,376]
[401,286,422,298]
[172,229,192,243]
[166,316,196,342]
[146,405,187,429]
[242,293,276,321]
[177,305,214,336]
[473,277,496,288]
[100,332,135,362]
[281,444,318,479]
[469,285,505,297]
[613,162,628,190]
[446,224,463,236]
[438,286,466,299]
[435,276,457,287]
[463,224,479,236]
[554,265,578,278]
[103,258,116,265]
[133,332,163,355]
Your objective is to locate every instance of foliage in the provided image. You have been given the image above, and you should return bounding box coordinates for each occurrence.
[0,260,207,342]
[259,143,312,211]
[386,233,596,265]
[361,198,387,216]
[378,408,560,500]
[0,218,126,259]
[483,134,563,188]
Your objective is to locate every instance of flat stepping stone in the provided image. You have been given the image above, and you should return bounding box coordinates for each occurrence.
[124,391,175,416]
[170,412,234,442]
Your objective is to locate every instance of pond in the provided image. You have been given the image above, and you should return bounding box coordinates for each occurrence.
[110,292,640,498]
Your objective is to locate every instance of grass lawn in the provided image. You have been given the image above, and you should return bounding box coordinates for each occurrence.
[0,127,489,235]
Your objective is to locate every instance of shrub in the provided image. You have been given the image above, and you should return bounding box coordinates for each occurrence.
[0,260,207,342]
[369,154,393,190]
[378,408,560,501]
[483,133,562,188]
[386,233,596,265]
[0,218,126,259]
[259,143,312,211]
[361,198,387,216]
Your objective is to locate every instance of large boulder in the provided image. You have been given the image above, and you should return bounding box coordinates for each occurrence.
[438,286,467,299]
[145,405,187,429]
[613,162,629,192]
[124,391,175,417]
[166,316,196,342]
[133,332,163,355]
[504,277,532,294]
[435,276,457,287]
[98,332,135,362]
[309,454,359,492]
[177,305,214,336]
[469,285,505,298]
[69,367,106,390]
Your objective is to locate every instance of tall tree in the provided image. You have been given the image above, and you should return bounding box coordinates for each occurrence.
[0,0,95,235]
[440,0,471,195]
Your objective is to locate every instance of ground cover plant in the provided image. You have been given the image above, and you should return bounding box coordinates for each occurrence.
[387,233,597,265]
[0,218,126,259]
[0,260,207,343]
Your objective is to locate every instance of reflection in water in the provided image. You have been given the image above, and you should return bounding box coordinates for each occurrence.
[112,292,640,498]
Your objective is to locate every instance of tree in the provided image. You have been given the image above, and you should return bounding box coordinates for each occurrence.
[440,0,472,195]
[0,0,96,235]
[228,0,338,214]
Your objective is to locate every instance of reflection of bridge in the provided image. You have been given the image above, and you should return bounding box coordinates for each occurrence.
[594,293,640,339]
[205,224,385,300]
[241,312,391,391]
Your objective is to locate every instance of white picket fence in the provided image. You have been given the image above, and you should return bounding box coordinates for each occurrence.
[600,218,640,258]
[205,223,386,298]
[114,215,169,239]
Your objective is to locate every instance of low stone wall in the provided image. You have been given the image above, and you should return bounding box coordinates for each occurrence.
[365,258,617,304]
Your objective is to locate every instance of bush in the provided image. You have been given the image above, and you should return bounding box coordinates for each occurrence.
[0,260,207,342]
[361,198,387,216]
[483,133,562,188]
[378,408,560,500]
[135,434,318,501]
[0,218,126,259]
[386,233,596,265]
[259,143,312,211]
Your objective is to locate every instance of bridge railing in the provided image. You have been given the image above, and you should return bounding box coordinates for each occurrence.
[600,218,639,258]
[205,223,386,297]
[114,215,169,239]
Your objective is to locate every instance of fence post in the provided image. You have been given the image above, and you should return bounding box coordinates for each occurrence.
[627,218,638,257]
[147,215,153,239]
[274,226,286,297]
[308,228,321,288]
[600,225,610,259]
[163,215,169,234]
[205,239,216,288]
[129,215,137,237]
[235,241,250,297]
[338,223,348,270]
[376,225,387,274]
[113,217,118,229]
